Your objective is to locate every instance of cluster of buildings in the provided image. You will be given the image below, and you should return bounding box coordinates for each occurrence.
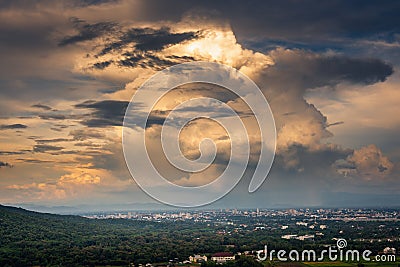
[281,234,315,241]
[137,253,237,267]
[82,208,399,223]
[137,245,398,267]
[383,247,397,254]
[186,252,235,264]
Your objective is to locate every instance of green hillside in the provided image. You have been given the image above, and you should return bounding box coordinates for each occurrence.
[0,205,220,266]
[1,205,398,267]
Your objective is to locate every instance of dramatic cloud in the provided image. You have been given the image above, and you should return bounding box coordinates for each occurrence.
[33,145,64,153]
[7,171,101,200]
[0,124,27,130]
[335,144,394,180]
[262,49,393,91]
[38,114,68,120]
[119,0,400,43]
[59,18,118,46]
[69,128,107,140]
[75,100,129,127]
[35,138,72,143]
[17,158,54,164]
[31,104,52,110]
[99,27,199,54]
[0,151,26,155]
[67,18,396,185]
[241,48,394,173]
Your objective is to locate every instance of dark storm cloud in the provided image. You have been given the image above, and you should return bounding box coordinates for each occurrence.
[0,13,54,51]
[31,104,53,110]
[50,128,63,132]
[75,100,128,111]
[130,28,198,51]
[132,0,400,43]
[72,141,129,179]
[59,18,118,46]
[74,99,181,127]
[48,150,82,155]
[58,21,199,70]
[327,121,344,127]
[0,124,27,130]
[263,50,394,91]
[54,124,70,129]
[0,151,23,155]
[333,159,356,170]
[17,158,54,164]
[74,141,102,147]
[118,53,182,70]
[378,165,388,172]
[69,129,106,140]
[93,60,113,70]
[88,27,199,70]
[35,138,72,143]
[79,118,122,127]
[145,113,167,127]
[99,27,199,55]
[275,143,352,172]
[39,114,67,120]
[38,113,85,121]
[309,57,393,85]
[33,145,64,153]
[75,100,129,127]
[0,161,12,168]
[166,55,196,61]
[118,53,145,67]
[0,0,116,9]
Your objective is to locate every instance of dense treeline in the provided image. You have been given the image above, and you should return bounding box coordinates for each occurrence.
[0,205,224,266]
[201,256,263,267]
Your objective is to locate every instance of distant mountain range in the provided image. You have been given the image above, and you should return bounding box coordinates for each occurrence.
[3,202,175,214]
[4,192,400,215]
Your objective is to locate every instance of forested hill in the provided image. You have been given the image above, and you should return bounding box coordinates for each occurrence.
[0,204,84,223]
[0,205,224,266]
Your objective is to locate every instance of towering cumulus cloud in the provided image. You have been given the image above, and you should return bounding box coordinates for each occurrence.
[68,16,395,184]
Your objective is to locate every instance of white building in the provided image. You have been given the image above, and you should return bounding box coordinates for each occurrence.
[281,234,298,240]
[383,247,396,254]
[297,234,315,241]
[189,255,207,263]
[211,252,235,263]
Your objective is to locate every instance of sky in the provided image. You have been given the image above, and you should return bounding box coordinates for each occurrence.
[0,0,399,210]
